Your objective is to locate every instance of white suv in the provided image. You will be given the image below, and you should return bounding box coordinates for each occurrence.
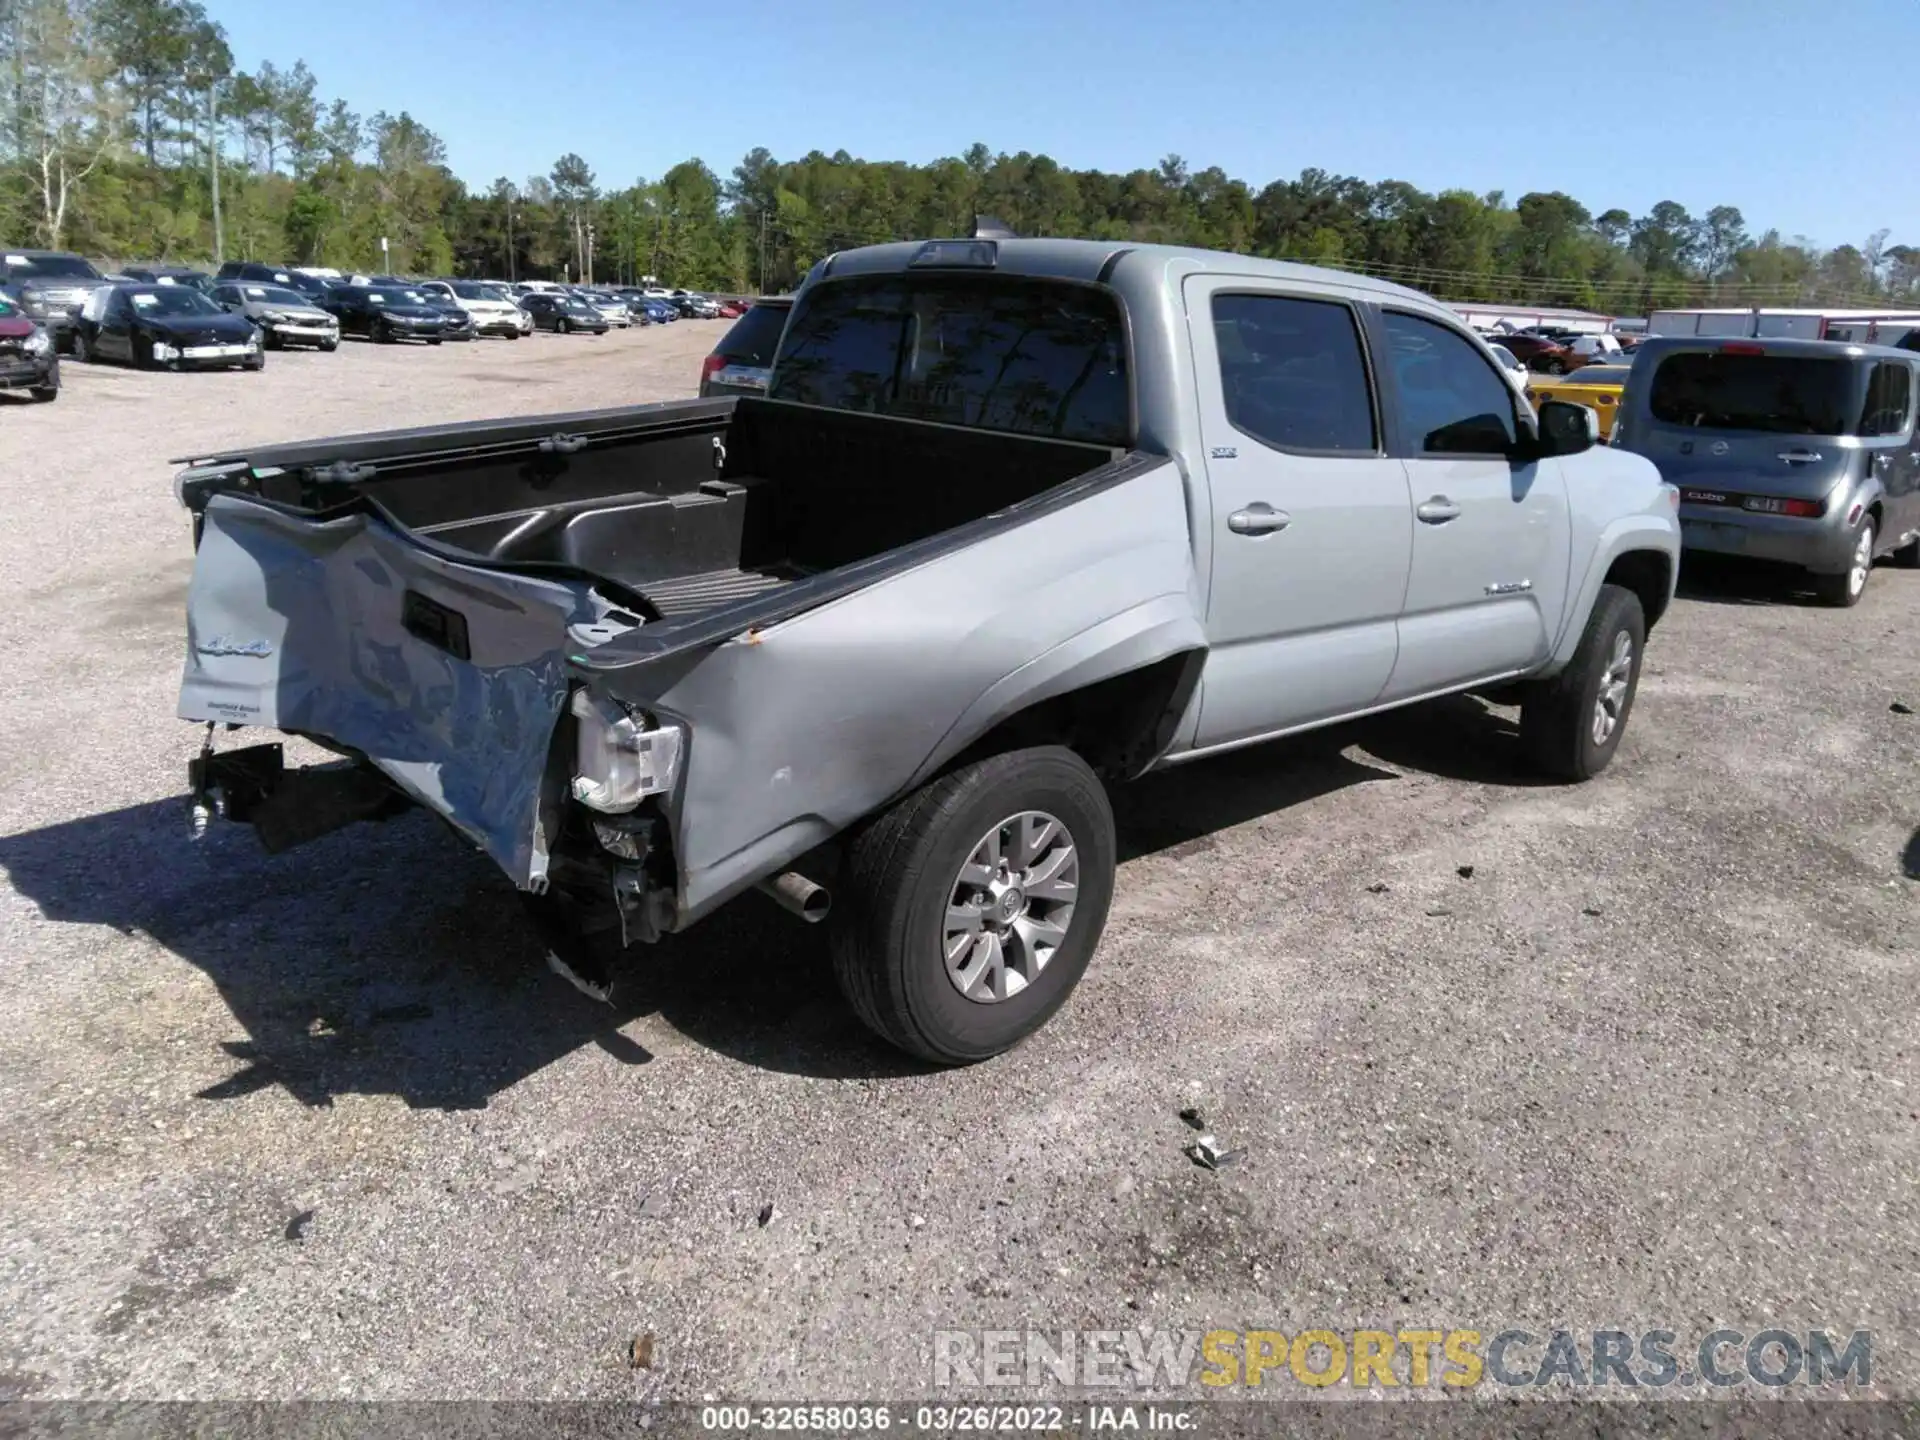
[416,280,531,338]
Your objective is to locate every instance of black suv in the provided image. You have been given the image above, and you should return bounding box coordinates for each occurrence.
[698,297,794,396]
[215,261,336,301]
[0,250,113,350]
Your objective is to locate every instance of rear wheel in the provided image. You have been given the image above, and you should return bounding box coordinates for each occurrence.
[1544,357,1568,375]
[1814,517,1875,607]
[831,746,1115,1064]
[1519,583,1645,782]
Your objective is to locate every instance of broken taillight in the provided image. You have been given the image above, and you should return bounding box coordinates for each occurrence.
[570,689,685,812]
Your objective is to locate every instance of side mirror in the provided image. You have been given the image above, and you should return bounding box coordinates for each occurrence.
[1535,399,1598,457]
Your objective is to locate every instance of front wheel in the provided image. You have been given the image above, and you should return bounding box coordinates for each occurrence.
[557,317,571,334]
[28,384,57,403]
[1518,583,1646,782]
[1544,358,1568,375]
[72,330,92,363]
[831,746,1115,1064]
[1814,517,1875,607]
[243,349,265,371]
[374,320,394,344]
[320,338,338,352]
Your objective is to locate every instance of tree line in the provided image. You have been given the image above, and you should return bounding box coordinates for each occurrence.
[4,0,1915,313]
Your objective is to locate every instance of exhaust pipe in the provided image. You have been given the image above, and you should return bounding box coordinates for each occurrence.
[757,870,831,923]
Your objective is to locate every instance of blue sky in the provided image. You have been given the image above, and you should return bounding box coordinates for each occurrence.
[217,0,1911,248]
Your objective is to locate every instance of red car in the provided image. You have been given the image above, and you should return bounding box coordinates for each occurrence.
[715,299,747,318]
[1488,330,1577,374]
[0,294,59,401]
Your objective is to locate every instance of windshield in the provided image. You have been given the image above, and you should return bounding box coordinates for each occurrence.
[770,274,1131,446]
[7,253,102,279]
[365,288,418,306]
[1648,352,1855,435]
[245,286,308,306]
[127,287,221,316]
[452,283,494,299]
[562,297,593,311]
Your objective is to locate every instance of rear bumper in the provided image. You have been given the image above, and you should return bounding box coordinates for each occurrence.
[1679,507,1856,572]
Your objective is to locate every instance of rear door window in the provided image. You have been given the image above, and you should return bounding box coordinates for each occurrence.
[771,275,1130,446]
[1211,293,1377,452]
[1647,352,1854,434]
[1858,362,1913,437]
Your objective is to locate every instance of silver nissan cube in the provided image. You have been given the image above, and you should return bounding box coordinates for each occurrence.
[1613,336,1920,606]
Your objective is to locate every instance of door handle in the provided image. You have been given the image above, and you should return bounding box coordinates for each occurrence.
[1416,495,1462,524]
[1777,449,1822,464]
[1227,503,1290,536]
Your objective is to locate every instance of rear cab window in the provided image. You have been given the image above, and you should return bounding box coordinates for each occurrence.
[1647,351,1855,435]
[715,303,791,367]
[770,274,1130,446]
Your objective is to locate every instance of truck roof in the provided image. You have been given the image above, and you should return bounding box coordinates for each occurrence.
[1631,334,1918,363]
[815,236,1437,307]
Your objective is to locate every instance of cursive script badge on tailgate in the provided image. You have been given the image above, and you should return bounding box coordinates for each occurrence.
[196,635,275,658]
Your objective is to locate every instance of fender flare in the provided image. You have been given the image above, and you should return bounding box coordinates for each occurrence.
[905,591,1209,790]
[1550,516,1681,670]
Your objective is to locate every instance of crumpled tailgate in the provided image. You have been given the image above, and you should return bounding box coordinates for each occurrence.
[178,494,595,887]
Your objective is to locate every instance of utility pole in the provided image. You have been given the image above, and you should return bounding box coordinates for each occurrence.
[506,203,515,281]
[208,84,224,265]
[758,209,768,295]
[586,224,595,286]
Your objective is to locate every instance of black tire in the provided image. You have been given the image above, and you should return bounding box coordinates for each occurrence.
[72,329,92,363]
[243,349,265,371]
[557,317,571,334]
[1888,527,1919,568]
[427,336,442,346]
[28,384,57,403]
[831,745,1116,1065]
[374,320,394,344]
[261,326,280,350]
[1519,583,1646,782]
[1813,515,1875,607]
[1544,358,1568,375]
[320,338,338,352]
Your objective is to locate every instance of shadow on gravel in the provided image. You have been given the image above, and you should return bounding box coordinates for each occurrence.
[1676,553,1835,607]
[0,692,1538,1108]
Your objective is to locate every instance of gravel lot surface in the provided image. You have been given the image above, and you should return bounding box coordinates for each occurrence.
[0,323,1916,1408]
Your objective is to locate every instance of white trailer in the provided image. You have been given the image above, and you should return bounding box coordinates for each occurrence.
[1647,307,1920,343]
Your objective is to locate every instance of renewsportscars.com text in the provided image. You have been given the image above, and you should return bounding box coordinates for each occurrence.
[932,1327,1872,1390]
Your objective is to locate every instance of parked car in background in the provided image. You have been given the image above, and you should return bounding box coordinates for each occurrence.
[0,250,113,351]
[406,288,476,341]
[74,283,262,370]
[217,261,319,295]
[520,292,609,334]
[0,293,58,401]
[1529,362,1631,440]
[715,299,747,318]
[415,280,529,337]
[211,281,341,350]
[121,264,217,296]
[1485,341,1531,400]
[699,296,794,396]
[676,293,723,319]
[317,285,451,344]
[578,291,635,328]
[1568,333,1624,365]
[641,298,679,324]
[1490,330,1578,374]
[1614,336,1920,605]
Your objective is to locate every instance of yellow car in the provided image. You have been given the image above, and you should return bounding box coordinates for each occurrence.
[1529,363,1632,439]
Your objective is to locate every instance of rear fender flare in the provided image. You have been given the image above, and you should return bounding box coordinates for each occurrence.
[905,592,1208,789]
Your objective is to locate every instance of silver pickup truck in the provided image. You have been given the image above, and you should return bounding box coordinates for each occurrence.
[175,237,1682,1063]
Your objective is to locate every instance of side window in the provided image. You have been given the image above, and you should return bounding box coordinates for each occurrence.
[1211,293,1377,453]
[1384,311,1519,455]
[1858,362,1913,437]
